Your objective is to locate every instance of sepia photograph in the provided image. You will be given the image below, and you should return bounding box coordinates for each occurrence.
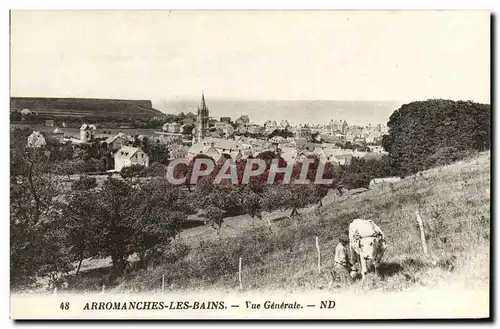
[8,10,491,320]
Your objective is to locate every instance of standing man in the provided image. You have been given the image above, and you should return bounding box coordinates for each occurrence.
[333,235,355,285]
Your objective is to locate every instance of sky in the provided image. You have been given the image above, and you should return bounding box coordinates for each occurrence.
[10,11,490,106]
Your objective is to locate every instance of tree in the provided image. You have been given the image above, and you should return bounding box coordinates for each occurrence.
[10,128,69,287]
[91,178,136,276]
[85,178,189,276]
[149,142,169,165]
[61,190,101,275]
[385,99,490,176]
[131,179,189,267]
[204,205,225,236]
[340,157,372,189]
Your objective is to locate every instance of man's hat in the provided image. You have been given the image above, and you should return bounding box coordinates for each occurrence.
[339,235,349,244]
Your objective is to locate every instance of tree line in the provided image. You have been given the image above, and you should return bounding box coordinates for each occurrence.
[382,99,490,176]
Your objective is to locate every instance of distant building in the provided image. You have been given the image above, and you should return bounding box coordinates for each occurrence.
[163,122,181,133]
[114,146,149,171]
[52,128,65,143]
[329,120,348,134]
[220,116,232,124]
[205,142,222,161]
[264,120,278,130]
[297,125,311,138]
[79,124,96,142]
[168,145,189,160]
[368,145,387,154]
[365,131,383,144]
[333,153,353,165]
[105,133,130,152]
[154,132,184,145]
[247,125,263,135]
[236,126,248,135]
[236,115,250,126]
[279,120,291,129]
[222,124,235,137]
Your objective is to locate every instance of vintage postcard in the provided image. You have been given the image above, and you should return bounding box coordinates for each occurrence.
[9,10,490,320]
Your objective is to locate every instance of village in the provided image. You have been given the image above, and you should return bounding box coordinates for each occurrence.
[23,93,389,175]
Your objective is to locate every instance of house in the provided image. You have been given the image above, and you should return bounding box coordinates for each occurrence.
[312,146,326,160]
[269,135,285,145]
[205,143,222,161]
[264,120,278,129]
[294,138,307,150]
[329,120,347,133]
[229,150,244,161]
[247,125,263,135]
[105,133,129,152]
[297,125,311,138]
[96,130,114,139]
[154,132,184,145]
[27,131,46,149]
[162,122,181,133]
[168,145,189,160]
[235,115,250,126]
[280,147,298,164]
[187,143,206,160]
[236,126,248,135]
[368,145,387,154]
[319,134,339,144]
[202,138,242,154]
[352,150,368,158]
[280,120,291,129]
[52,128,65,143]
[333,153,353,165]
[114,146,149,171]
[80,124,96,142]
[296,150,315,163]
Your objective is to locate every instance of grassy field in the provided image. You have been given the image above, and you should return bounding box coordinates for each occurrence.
[70,151,490,295]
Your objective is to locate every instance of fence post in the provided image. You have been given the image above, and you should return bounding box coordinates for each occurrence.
[238,257,243,290]
[161,274,165,296]
[315,236,321,273]
[102,285,106,294]
[415,210,429,256]
[53,287,57,296]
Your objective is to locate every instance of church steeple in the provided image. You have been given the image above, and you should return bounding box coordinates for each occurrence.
[195,91,209,143]
[200,91,206,111]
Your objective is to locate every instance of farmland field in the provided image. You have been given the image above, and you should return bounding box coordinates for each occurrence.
[10,123,160,138]
[62,152,489,302]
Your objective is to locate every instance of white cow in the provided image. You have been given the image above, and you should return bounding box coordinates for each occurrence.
[348,218,387,281]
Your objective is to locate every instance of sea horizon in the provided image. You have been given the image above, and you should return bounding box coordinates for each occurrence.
[153,99,407,126]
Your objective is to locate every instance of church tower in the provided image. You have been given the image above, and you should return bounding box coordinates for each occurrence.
[195,92,209,143]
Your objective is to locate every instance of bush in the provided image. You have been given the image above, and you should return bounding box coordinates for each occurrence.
[120,164,145,179]
[72,175,98,191]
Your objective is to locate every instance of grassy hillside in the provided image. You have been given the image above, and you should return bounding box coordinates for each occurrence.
[10,97,162,120]
[73,152,490,294]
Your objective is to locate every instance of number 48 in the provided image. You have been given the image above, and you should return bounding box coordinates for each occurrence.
[60,302,70,310]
